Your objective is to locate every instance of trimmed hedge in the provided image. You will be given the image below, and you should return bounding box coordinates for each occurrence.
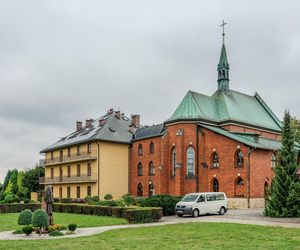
[0,203,41,214]
[139,195,182,216]
[124,208,163,223]
[52,203,125,218]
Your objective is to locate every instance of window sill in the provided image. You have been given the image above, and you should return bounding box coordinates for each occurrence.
[149,174,155,176]
[137,175,143,177]
[235,166,244,168]
[211,167,220,169]
[185,175,197,179]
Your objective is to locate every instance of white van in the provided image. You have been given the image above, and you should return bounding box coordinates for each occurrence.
[175,192,228,217]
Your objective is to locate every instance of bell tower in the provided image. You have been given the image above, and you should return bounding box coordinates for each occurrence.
[217,21,230,92]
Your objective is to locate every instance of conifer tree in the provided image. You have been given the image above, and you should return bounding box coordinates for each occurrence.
[265,111,300,217]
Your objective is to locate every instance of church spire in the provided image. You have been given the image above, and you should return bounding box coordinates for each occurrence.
[217,21,230,92]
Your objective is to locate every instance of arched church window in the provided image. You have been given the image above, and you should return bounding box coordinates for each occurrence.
[137,183,143,197]
[149,142,154,154]
[235,150,244,167]
[137,163,143,176]
[149,161,155,176]
[172,148,176,176]
[212,178,219,192]
[186,147,195,175]
[271,153,277,168]
[138,144,143,155]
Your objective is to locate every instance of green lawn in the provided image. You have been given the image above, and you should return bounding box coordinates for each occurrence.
[0,213,127,232]
[0,222,299,250]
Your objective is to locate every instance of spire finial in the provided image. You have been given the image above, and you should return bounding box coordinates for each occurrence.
[220,20,227,44]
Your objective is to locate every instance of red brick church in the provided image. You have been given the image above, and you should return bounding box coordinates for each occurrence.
[129,37,286,208]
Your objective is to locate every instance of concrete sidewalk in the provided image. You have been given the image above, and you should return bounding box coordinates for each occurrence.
[0,209,299,240]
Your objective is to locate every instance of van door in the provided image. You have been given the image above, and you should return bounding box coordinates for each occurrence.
[205,194,218,213]
[196,194,206,215]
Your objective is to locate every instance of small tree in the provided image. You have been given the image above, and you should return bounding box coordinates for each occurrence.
[32,209,49,235]
[265,111,300,217]
[18,209,33,226]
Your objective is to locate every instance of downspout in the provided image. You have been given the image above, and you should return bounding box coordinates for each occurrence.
[195,124,199,192]
[95,142,101,197]
[247,147,256,208]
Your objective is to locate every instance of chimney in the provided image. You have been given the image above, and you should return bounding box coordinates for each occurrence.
[86,119,93,127]
[131,114,140,128]
[76,121,82,131]
[99,118,106,126]
[115,111,121,119]
[108,108,114,114]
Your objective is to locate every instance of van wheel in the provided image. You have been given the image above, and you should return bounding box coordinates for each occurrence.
[192,209,199,217]
[219,207,226,215]
[178,214,183,218]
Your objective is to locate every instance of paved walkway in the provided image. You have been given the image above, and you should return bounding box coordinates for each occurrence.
[1,209,299,240]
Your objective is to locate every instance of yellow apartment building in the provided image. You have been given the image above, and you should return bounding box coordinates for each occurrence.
[40,109,140,199]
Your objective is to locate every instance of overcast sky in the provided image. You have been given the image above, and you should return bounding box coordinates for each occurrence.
[0,0,299,181]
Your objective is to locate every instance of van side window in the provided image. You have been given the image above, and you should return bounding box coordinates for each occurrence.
[206,194,216,202]
[215,193,225,200]
[197,195,205,203]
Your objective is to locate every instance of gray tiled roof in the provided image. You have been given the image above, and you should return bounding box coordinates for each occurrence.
[133,124,165,141]
[40,112,133,153]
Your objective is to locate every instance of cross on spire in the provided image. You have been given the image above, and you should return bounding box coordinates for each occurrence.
[220,20,227,44]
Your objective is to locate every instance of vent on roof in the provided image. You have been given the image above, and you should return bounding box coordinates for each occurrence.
[109,127,116,132]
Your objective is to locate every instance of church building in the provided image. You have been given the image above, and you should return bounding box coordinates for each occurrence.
[129,35,286,208]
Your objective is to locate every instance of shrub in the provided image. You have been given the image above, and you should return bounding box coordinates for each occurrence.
[97,200,118,206]
[124,207,163,223]
[140,195,182,216]
[22,225,33,236]
[84,196,93,204]
[48,224,64,232]
[73,204,83,214]
[104,194,113,200]
[0,203,41,214]
[32,209,49,229]
[60,198,72,204]
[4,194,15,204]
[122,194,137,206]
[68,224,77,232]
[12,229,23,234]
[18,209,32,225]
[53,198,60,203]
[92,206,113,216]
[92,196,100,202]
[23,199,31,204]
[49,230,64,236]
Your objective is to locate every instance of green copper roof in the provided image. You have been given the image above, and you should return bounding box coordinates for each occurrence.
[167,89,282,132]
[218,44,229,69]
[200,124,281,150]
[200,124,300,151]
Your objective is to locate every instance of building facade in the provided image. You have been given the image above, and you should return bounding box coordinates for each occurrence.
[129,41,291,208]
[40,110,140,199]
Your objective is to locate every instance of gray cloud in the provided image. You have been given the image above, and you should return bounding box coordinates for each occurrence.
[0,0,299,180]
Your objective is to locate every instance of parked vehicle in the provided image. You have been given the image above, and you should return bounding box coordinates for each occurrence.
[175,192,228,217]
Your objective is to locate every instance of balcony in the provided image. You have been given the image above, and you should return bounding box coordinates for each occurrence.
[39,173,97,185]
[44,150,98,166]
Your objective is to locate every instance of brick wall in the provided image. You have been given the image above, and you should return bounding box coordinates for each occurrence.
[129,122,276,200]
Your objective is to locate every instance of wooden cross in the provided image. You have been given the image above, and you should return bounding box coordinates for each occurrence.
[220,20,227,44]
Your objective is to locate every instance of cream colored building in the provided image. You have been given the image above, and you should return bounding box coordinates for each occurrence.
[40,110,139,199]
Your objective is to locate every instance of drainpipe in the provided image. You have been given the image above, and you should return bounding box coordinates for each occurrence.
[247,147,256,208]
[195,124,199,192]
[95,142,101,198]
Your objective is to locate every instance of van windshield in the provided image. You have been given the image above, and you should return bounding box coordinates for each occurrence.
[181,194,199,202]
